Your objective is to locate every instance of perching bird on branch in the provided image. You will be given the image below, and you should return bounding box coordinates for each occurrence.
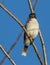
[22,13,39,56]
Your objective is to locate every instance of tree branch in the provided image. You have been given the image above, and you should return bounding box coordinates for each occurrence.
[28,0,34,13]
[0,0,38,64]
[38,30,48,65]
[0,3,43,65]
[0,45,16,65]
[0,31,23,65]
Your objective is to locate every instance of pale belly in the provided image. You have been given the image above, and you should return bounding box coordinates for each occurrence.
[26,18,39,39]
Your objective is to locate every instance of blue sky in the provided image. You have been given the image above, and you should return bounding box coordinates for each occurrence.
[0,0,50,65]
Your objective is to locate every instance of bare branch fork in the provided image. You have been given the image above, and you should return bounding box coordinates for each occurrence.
[0,3,43,65]
[0,45,16,65]
[28,0,38,12]
[0,0,39,64]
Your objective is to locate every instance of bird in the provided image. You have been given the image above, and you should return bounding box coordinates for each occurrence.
[22,13,39,56]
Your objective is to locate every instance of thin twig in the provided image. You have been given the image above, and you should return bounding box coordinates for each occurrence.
[28,0,34,13]
[0,31,23,65]
[0,4,43,65]
[33,0,38,10]
[28,0,38,12]
[38,30,48,65]
[0,45,16,65]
